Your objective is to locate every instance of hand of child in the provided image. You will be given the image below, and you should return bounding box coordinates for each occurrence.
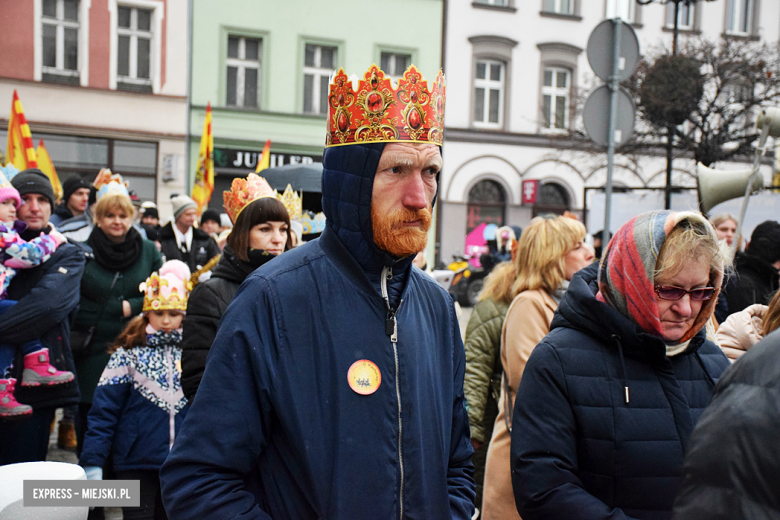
[83,466,103,481]
[49,229,67,246]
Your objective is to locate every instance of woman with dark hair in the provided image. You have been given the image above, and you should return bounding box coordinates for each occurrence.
[181,174,290,399]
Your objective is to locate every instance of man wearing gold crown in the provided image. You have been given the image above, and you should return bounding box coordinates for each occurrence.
[161,65,475,518]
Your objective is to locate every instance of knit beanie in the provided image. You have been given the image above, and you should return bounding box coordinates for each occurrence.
[200,209,220,226]
[747,220,780,264]
[597,210,724,343]
[62,175,90,204]
[143,207,159,219]
[170,194,197,221]
[10,169,55,208]
[0,171,21,209]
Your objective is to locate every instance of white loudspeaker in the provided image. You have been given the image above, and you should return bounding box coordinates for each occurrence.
[696,163,764,214]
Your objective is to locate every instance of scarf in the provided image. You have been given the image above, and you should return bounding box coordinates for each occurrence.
[88,225,143,272]
[596,210,723,344]
[145,328,182,348]
[247,247,277,269]
[552,279,570,305]
[19,224,50,242]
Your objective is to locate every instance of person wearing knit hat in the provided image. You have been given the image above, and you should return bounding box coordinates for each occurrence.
[11,169,56,210]
[199,209,221,237]
[51,175,91,226]
[158,195,220,274]
[79,259,191,517]
[725,220,780,314]
[509,210,731,520]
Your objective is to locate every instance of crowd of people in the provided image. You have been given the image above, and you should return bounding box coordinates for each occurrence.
[2,62,780,520]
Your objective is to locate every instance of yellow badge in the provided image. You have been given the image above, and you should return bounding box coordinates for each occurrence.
[347,360,381,395]
[175,360,182,373]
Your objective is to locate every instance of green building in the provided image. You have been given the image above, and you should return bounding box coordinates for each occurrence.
[189,0,444,220]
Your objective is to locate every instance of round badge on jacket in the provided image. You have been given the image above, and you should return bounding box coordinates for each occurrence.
[347,360,381,395]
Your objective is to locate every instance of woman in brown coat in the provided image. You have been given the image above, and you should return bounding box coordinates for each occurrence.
[481,216,592,520]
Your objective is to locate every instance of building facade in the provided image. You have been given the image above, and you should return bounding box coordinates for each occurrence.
[0,0,188,220]
[188,0,443,239]
[439,0,780,265]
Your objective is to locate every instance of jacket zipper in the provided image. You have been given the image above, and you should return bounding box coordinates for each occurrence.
[381,266,404,520]
[165,345,175,450]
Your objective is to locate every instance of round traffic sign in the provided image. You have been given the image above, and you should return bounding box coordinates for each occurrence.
[583,84,636,148]
[587,19,640,83]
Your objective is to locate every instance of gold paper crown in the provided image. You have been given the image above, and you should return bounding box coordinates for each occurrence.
[326,64,445,147]
[279,184,302,221]
[93,168,129,200]
[139,272,192,312]
[223,173,276,224]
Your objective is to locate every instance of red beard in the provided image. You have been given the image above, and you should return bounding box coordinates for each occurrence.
[371,205,432,257]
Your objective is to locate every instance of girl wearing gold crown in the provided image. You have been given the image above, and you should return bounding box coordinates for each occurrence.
[79,259,191,520]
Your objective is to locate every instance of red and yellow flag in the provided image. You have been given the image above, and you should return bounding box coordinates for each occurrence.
[6,90,38,170]
[255,139,271,173]
[36,139,63,201]
[191,103,214,215]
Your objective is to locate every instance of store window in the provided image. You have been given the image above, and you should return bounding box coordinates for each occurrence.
[466,179,506,234]
[227,36,261,108]
[303,44,337,115]
[117,5,153,92]
[533,181,570,217]
[41,0,80,84]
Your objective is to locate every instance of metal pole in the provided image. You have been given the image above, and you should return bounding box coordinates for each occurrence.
[731,152,761,259]
[665,0,681,210]
[603,18,622,245]
[184,0,194,196]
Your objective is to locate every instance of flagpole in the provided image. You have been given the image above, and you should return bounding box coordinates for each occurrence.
[184,0,194,196]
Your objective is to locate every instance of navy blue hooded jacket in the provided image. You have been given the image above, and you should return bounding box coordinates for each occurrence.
[160,143,476,519]
[511,263,729,520]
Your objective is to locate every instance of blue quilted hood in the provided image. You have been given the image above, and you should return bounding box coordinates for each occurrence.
[323,143,440,276]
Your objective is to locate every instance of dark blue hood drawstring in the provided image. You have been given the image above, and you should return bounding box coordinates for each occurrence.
[693,351,717,388]
[613,334,630,404]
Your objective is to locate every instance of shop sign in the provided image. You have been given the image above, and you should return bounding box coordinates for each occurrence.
[522,180,539,205]
[215,148,321,171]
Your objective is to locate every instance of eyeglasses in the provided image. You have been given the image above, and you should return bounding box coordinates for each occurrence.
[654,285,715,301]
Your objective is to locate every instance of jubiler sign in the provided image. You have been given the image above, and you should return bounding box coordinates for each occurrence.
[215,148,321,171]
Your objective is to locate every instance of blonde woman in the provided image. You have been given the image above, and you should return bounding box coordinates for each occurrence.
[481,216,592,520]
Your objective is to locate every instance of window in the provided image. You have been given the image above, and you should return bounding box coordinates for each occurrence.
[467,180,505,234]
[725,0,754,35]
[475,0,509,6]
[117,5,153,91]
[543,0,573,15]
[380,52,411,82]
[474,60,504,127]
[666,2,695,30]
[227,36,261,108]
[42,0,79,81]
[542,68,569,130]
[303,44,337,115]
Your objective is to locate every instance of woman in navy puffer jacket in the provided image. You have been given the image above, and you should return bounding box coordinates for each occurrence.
[511,210,731,520]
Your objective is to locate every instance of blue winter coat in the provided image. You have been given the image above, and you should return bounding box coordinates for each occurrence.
[79,332,189,471]
[160,143,475,519]
[511,263,730,520]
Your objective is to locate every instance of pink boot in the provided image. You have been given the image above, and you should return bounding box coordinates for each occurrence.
[21,348,74,386]
[0,379,32,417]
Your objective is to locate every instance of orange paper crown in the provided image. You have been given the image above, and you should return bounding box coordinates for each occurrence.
[223,173,277,224]
[326,64,445,148]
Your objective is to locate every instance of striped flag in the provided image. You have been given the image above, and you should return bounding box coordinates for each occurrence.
[6,90,38,170]
[36,139,63,201]
[191,103,214,214]
[255,139,271,173]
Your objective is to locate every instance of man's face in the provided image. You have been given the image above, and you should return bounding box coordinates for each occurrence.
[67,187,90,214]
[18,193,52,230]
[142,215,159,227]
[371,143,440,257]
[176,208,198,230]
[201,220,221,235]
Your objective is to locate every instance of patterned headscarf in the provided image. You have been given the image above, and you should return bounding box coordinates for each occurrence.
[596,210,723,343]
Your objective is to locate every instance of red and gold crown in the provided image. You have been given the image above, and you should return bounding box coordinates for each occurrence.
[326,64,445,148]
[139,272,191,312]
[223,173,277,224]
